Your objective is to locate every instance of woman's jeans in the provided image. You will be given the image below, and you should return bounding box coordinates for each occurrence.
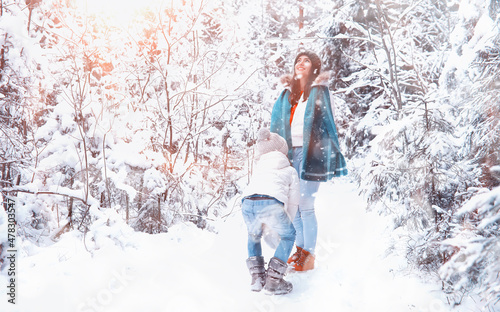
[241,198,296,263]
[292,147,320,254]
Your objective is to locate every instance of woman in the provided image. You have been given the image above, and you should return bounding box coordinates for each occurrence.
[270,50,348,271]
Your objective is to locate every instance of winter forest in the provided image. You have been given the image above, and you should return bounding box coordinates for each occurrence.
[0,0,499,311]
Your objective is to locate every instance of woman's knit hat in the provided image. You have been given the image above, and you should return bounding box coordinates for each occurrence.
[255,128,288,158]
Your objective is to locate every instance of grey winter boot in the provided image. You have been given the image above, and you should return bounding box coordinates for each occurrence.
[264,257,293,295]
[246,256,266,292]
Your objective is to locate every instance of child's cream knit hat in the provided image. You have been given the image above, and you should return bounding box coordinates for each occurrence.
[255,128,288,158]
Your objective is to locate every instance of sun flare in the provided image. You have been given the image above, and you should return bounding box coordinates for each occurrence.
[74,0,167,26]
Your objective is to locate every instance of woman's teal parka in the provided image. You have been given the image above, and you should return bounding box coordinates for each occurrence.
[270,73,348,182]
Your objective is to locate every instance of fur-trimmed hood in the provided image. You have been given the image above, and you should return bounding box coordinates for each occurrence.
[279,71,330,89]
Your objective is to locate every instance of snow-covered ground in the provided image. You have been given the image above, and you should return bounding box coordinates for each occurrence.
[2,180,459,312]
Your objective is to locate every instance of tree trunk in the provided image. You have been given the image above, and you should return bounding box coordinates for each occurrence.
[125,194,129,224]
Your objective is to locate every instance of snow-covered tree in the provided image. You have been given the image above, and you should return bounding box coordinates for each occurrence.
[0,0,46,246]
[432,1,500,305]
[320,0,499,307]
[2,0,301,237]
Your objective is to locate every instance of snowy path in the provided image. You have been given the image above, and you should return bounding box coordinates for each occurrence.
[2,179,451,312]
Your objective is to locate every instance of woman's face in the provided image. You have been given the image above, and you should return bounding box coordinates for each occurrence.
[294,55,312,79]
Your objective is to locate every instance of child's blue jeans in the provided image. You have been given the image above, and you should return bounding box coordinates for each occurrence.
[241,197,296,263]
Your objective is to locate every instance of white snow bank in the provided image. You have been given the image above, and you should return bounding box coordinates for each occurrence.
[1,180,454,312]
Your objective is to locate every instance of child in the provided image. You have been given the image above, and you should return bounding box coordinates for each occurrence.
[241,128,300,295]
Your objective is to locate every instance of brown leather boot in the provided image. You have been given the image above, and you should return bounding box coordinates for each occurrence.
[293,248,315,271]
[287,246,303,264]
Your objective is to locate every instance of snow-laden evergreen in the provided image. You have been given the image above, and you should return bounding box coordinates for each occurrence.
[317,0,499,307]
